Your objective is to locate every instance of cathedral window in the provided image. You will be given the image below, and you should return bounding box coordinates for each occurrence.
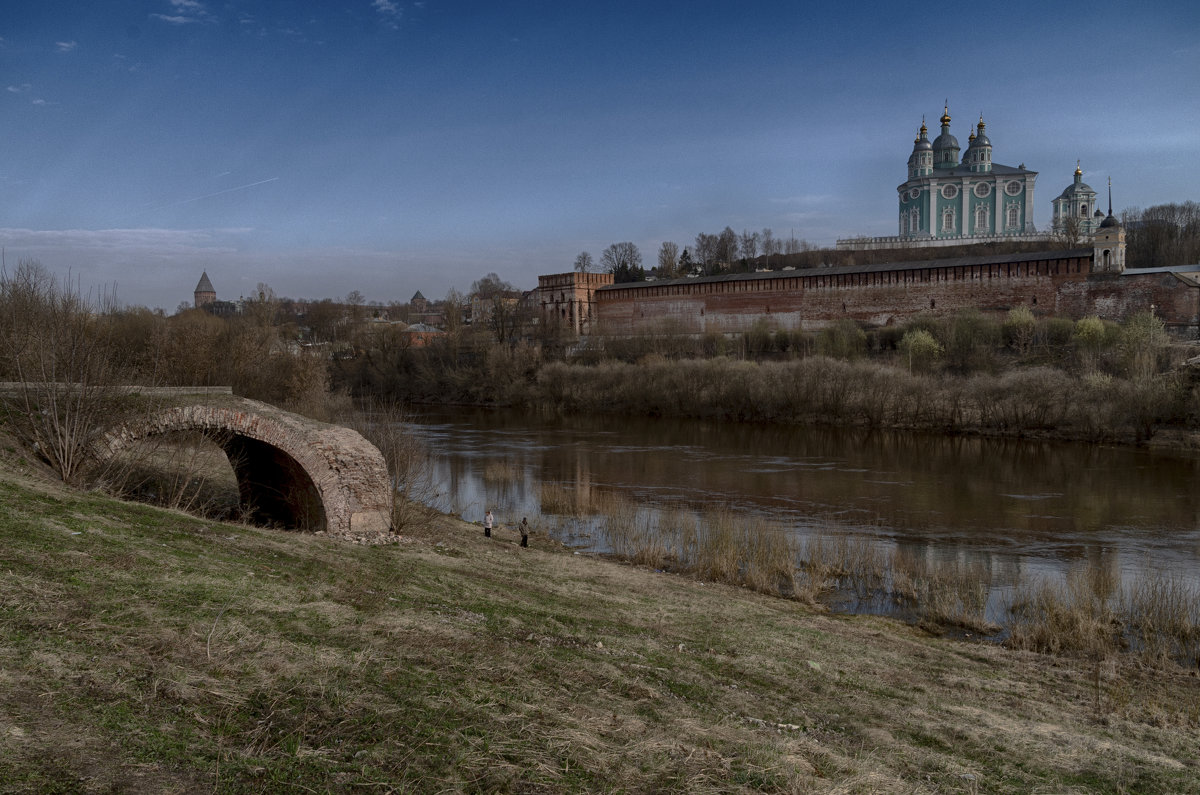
[974,183,991,198]
[942,184,958,199]
[1080,204,1088,217]
[1006,203,1020,230]
[975,205,989,233]
[942,207,956,233]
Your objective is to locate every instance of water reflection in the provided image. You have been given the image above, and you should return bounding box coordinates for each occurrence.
[405,407,1200,586]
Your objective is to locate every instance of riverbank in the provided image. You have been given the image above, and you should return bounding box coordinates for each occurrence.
[2,460,1199,792]
[524,356,1190,445]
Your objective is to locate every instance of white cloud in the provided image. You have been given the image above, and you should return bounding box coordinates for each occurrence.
[7,83,31,93]
[152,0,210,25]
[55,41,77,53]
[0,226,249,252]
[32,99,47,105]
[373,0,402,28]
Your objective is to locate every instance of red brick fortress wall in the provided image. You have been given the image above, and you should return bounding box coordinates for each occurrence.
[592,250,1200,335]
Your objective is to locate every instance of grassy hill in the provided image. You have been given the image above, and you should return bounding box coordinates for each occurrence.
[1,459,1199,793]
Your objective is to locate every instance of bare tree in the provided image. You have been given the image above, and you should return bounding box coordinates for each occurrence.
[573,251,595,273]
[657,241,680,278]
[345,289,366,325]
[1124,201,1200,268]
[601,242,644,282]
[1054,213,1084,248]
[761,228,781,268]
[471,273,515,299]
[717,226,740,269]
[740,229,760,261]
[693,232,719,274]
[0,261,133,484]
[244,282,279,328]
[442,288,467,365]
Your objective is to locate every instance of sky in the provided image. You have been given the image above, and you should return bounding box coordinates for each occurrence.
[2,1,1199,311]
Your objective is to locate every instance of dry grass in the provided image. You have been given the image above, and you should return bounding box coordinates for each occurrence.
[104,431,241,520]
[890,549,996,634]
[1125,573,1200,665]
[2,468,1200,792]
[566,497,1200,666]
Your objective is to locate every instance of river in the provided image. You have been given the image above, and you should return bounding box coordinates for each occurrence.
[403,407,1200,600]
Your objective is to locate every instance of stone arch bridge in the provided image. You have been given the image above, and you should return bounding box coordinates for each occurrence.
[91,388,392,537]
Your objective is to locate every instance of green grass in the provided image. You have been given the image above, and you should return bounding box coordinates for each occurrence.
[2,472,1200,792]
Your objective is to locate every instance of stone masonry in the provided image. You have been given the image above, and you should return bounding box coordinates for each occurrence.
[588,249,1200,337]
[95,396,392,538]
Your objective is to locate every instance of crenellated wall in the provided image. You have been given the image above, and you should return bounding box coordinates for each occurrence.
[591,250,1200,336]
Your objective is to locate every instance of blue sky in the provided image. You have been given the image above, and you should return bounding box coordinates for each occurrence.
[2,1,1198,310]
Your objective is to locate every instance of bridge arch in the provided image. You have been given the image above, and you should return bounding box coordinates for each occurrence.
[95,399,392,537]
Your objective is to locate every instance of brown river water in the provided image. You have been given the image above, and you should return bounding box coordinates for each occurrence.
[404,407,1200,603]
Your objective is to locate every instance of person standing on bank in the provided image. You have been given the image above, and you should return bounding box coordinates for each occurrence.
[519,517,529,548]
[484,510,494,538]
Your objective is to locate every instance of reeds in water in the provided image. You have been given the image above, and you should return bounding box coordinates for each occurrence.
[482,460,523,484]
[1124,573,1200,664]
[891,550,995,633]
[557,495,1200,669]
[539,483,598,517]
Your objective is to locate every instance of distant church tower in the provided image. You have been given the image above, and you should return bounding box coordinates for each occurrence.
[194,271,216,308]
[1092,179,1126,274]
[1052,163,1103,236]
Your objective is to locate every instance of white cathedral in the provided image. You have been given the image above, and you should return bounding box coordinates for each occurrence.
[897,105,1037,241]
[838,105,1106,251]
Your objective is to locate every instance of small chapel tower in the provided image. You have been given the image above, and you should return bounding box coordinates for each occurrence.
[1092,179,1126,274]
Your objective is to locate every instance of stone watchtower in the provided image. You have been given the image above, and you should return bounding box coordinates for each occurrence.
[1092,179,1126,274]
[194,271,216,308]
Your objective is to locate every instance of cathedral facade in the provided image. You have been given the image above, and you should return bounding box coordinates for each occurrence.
[1051,164,1105,236]
[897,105,1037,241]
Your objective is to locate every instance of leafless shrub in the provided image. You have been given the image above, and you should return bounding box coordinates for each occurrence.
[341,402,442,535]
[0,261,144,485]
[105,431,240,520]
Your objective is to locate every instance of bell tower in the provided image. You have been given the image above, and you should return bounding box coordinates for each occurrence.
[1092,179,1125,274]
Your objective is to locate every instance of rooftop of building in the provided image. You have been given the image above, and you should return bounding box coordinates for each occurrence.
[902,162,1034,184]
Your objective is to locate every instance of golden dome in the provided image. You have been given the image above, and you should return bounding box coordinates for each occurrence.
[940,103,951,126]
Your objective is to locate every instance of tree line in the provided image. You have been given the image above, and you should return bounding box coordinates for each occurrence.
[574,227,819,283]
[573,200,1200,284]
